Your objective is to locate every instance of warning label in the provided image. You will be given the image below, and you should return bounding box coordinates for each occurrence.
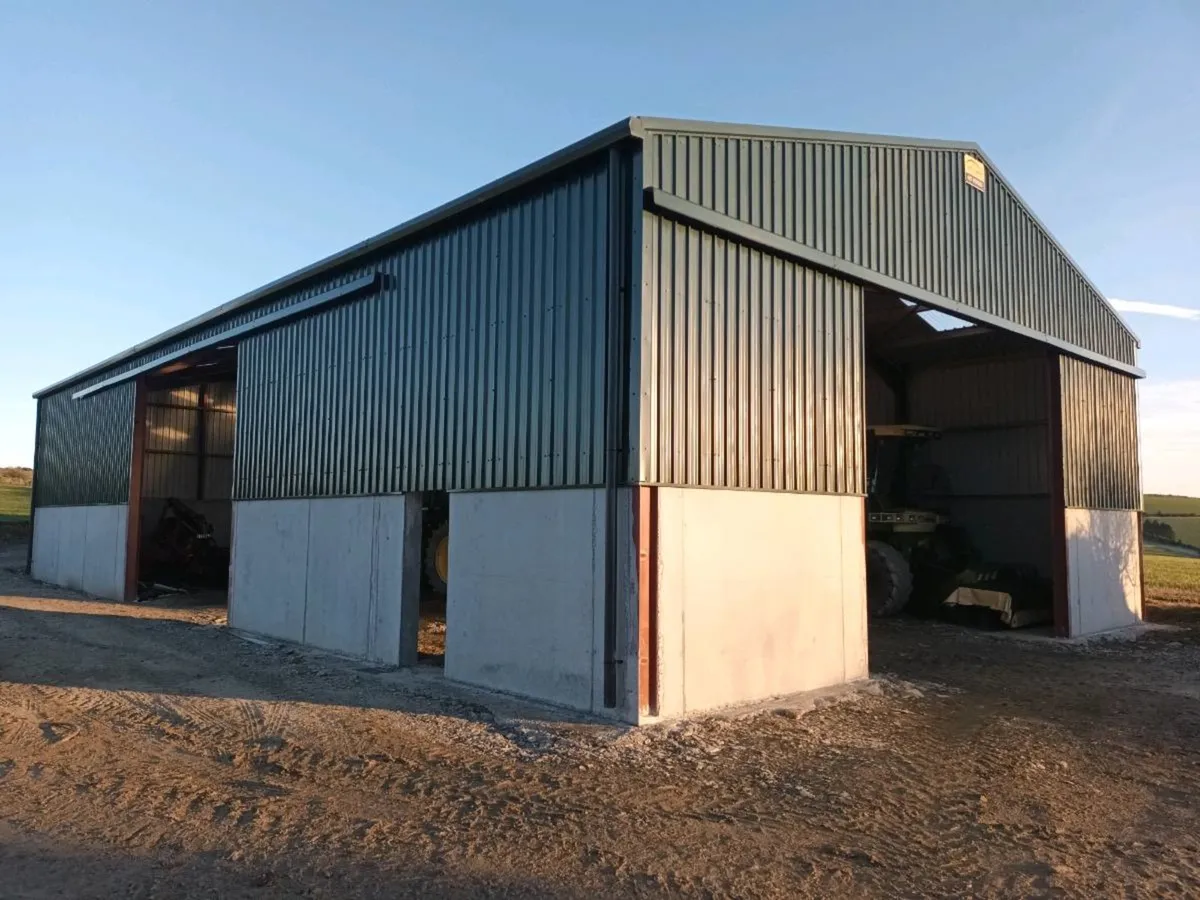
[964,154,986,192]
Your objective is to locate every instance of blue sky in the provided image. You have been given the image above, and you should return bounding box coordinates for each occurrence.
[2,1,1197,492]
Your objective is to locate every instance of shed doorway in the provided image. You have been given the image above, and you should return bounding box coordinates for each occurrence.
[418,490,449,665]
[128,346,238,613]
[862,289,1061,635]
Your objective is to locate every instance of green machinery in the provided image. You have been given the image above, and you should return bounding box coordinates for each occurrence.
[865,425,965,617]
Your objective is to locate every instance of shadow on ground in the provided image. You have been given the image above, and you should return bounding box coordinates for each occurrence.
[1,822,593,900]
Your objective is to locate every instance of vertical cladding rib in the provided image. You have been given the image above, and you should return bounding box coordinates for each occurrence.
[636,211,865,494]
[1059,356,1141,510]
[907,356,1051,497]
[645,129,1136,367]
[232,159,613,499]
[34,383,135,507]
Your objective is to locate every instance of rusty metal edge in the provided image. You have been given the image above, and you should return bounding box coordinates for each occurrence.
[123,380,147,602]
[635,485,659,717]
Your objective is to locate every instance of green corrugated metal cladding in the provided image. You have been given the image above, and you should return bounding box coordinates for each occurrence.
[234,156,617,498]
[635,212,865,493]
[1059,356,1141,510]
[33,383,135,507]
[32,118,1141,510]
[641,122,1137,369]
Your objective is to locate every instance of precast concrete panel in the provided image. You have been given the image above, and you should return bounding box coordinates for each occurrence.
[1065,508,1142,636]
[229,495,419,665]
[446,488,607,713]
[229,499,311,644]
[30,505,128,601]
[652,488,867,719]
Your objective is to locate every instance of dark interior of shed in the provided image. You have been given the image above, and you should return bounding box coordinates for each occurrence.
[418,490,449,664]
[863,289,1057,631]
[132,344,237,604]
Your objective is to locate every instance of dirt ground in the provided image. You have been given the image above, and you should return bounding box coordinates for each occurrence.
[2,545,1200,899]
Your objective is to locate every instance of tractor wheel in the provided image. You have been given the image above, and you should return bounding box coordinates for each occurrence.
[867,540,913,617]
[425,522,449,595]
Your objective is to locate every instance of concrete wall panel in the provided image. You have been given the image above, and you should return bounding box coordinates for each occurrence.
[372,496,422,667]
[30,507,62,586]
[230,499,310,643]
[654,489,867,719]
[304,498,375,658]
[82,505,127,600]
[30,505,128,601]
[840,499,869,679]
[57,509,88,592]
[446,489,605,713]
[229,495,418,665]
[1066,508,1142,636]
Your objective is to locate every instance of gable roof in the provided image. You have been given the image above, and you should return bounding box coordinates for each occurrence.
[635,117,1139,372]
[36,116,1139,398]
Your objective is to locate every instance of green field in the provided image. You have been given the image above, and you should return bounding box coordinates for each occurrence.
[1145,494,1200,516]
[1145,554,1200,595]
[1144,494,1200,553]
[0,484,31,522]
[1150,516,1200,549]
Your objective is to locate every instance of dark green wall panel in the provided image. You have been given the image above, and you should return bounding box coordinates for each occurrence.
[34,383,134,507]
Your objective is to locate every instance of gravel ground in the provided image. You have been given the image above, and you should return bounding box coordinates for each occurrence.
[2,545,1200,898]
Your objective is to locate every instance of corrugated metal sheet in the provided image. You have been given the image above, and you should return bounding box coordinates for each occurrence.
[143,453,198,499]
[141,380,237,500]
[1060,356,1141,510]
[909,356,1049,426]
[635,212,864,493]
[908,355,1050,497]
[146,405,199,452]
[644,128,1137,367]
[33,383,134,507]
[234,161,612,499]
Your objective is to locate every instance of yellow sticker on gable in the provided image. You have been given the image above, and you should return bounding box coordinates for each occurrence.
[964,153,986,192]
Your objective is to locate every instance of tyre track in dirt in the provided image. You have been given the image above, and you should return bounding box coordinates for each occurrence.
[5,560,1200,897]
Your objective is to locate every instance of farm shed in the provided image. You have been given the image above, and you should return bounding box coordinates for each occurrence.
[29,117,1143,723]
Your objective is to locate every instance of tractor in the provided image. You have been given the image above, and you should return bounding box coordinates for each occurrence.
[865,425,968,617]
[423,492,450,596]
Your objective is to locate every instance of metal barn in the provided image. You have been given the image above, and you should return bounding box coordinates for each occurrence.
[29,118,1143,723]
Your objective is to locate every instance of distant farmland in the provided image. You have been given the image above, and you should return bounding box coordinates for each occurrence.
[0,484,31,522]
[1145,494,1200,553]
[1151,517,1200,550]
[1145,494,1200,516]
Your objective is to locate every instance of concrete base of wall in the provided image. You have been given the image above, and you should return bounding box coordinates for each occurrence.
[446,489,611,715]
[30,505,129,601]
[1065,507,1142,637]
[229,495,422,665]
[651,488,867,720]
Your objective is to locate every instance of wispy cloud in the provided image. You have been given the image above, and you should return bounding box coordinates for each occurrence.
[1109,298,1200,320]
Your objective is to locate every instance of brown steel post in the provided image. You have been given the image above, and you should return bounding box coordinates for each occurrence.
[1047,354,1070,637]
[124,379,147,602]
[636,485,658,717]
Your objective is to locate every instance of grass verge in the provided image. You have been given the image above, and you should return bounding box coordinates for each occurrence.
[0,484,31,522]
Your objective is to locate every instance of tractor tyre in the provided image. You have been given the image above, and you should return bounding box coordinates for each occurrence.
[425,521,449,596]
[867,540,913,617]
